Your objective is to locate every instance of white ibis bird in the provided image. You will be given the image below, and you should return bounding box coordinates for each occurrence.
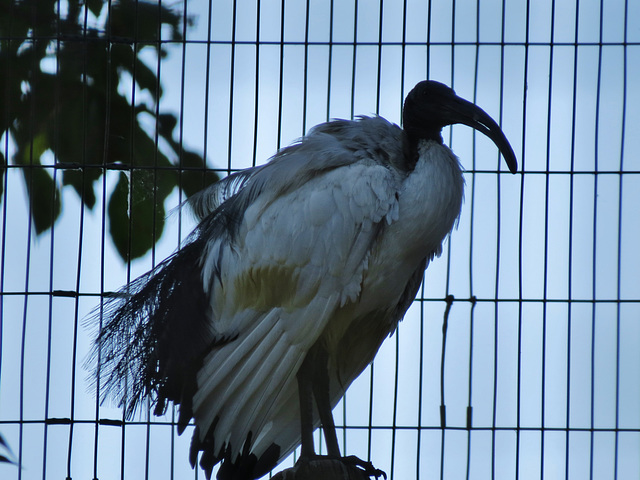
[91,80,517,480]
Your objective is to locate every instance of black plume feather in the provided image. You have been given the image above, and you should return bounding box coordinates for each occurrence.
[87,238,214,419]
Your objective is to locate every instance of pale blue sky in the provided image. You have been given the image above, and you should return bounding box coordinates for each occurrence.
[1,0,639,479]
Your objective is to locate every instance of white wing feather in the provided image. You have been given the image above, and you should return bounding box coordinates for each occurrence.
[192,159,404,463]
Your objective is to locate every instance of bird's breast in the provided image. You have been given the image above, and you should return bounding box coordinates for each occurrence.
[322,141,464,362]
[361,140,464,295]
[391,139,464,258]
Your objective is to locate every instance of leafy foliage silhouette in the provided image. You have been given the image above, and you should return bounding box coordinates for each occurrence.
[1,0,218,260]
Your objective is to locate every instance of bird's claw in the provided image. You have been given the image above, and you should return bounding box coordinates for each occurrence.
[342,455,387,479]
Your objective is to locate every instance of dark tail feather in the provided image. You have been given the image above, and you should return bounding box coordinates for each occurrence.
[86,240,214,420]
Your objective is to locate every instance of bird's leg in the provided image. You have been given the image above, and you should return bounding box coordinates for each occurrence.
[297,354,316,459]
[297,343,386,479]
[297,342,340,458]
[309,345,341,457]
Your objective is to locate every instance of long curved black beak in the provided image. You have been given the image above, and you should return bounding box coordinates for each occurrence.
[446,96,518,174]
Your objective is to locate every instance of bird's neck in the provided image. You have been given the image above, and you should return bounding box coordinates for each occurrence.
[404,130,444,171]
[405,124,444,147]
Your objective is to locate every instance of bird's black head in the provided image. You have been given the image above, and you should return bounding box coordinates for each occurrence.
[403,80,518,173]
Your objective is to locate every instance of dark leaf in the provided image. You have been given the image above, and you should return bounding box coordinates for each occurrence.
[0,0,31,40]
[22,165,62,234]
[108,170,173,261]
[0,53,28,133]
[178,150,219,198]
[108,0,184,46]
[107,172,130,259]
[1,0,58,42]
[132,56,162,100]
[3,0,201,262]
[152,113,218,198]
[12,127,62,234]
[157,113,178,138]
[62,169,98,209]
[86,0,104,18]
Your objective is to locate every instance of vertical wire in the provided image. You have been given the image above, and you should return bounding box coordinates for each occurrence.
[349,0,358,119]
[177,0,189,223]
[128,0,144,475]
[174,0,196,416]
[390,324,400,478]
[301,0,310,137]
[276,0,286,151]
[489,1,509,477]
[347,0,369,462]
[613,3,629,478]
[516,0,532,477]
[173,0,188,434]
[565,0,581,476]
[365,0,385,465]
[65,3,92,478]
[201,0,214,182]
[121,3,150,475]
[227,0,238,172]
[589,1,605,477]
[302,1,315,454]
[126,0,139,269]
[390,3,409,476]
[465,3,482,478]
[375,1,400,469]
[425,0,431,80]
[440,2,458,476]
[150,1,162,277]
[340,0,356,452]
[146,1,166,477]
[0,0,11,457]
[415,3,433,477]
[42,0,63,477]
[322,0,335,454]
[540,1,558,476]
[18,13,41,480]
[123,0,140,473]
[375,0,383,115]
[93,1,115,476]
[416,281,426,480]
[323,0,349,455]
[251,0,261,167]
[188,0,215,474]
[325,0,334,123]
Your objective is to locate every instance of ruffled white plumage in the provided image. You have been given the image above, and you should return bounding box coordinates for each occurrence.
[191,153,406,464]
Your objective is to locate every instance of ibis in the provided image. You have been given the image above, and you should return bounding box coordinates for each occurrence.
[90,80,517,480]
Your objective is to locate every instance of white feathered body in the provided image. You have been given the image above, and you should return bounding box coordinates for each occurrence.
[94,116,464,478]
[191,119,464,467]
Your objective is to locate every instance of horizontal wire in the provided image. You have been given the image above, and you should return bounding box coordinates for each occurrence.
[2,290,640,305]
[3,34,640,48]
[2,418,638,435]
[5,162,640,177]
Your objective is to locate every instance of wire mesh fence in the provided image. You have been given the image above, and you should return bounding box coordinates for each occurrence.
[1,0,639,479]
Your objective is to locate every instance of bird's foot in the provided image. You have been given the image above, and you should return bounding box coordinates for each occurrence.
[341,455,387,480]
[293,454,386,480]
